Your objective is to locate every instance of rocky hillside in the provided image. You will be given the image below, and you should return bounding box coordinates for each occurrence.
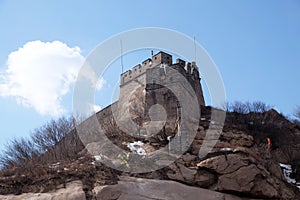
[0,106,299,199]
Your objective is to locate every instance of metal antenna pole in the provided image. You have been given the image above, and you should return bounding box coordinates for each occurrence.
[120,39,124,73]
[194,36,196,62]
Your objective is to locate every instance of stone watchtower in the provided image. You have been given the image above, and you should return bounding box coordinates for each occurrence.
[116,51,205,136]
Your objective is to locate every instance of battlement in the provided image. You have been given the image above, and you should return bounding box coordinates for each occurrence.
[120,51,200,86]
[119,51,205,118]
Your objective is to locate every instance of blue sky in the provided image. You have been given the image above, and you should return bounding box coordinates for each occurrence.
[0,0,299,150]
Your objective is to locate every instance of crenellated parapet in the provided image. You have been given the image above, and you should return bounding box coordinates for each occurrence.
[120,51,201,86]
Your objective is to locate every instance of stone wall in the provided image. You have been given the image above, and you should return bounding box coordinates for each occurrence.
[96,51,205,137]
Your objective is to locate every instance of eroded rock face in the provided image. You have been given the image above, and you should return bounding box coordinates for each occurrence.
[218,164,277,197]
[175,125,297,199]
[165,146,296,199]
[0,181,86,200]
[93,177,256,200]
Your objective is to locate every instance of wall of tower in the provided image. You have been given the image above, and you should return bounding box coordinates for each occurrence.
[110,51,205,137]
[120,51,205,107]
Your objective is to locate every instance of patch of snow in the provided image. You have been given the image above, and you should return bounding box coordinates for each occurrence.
[64,168,69,171]
[285,175,296,184]
[279,163,299,190]
[136,148,146,155]
[131,141,144,146]
[200,117,206,121]
[127,141,147,156]
[94,154,107,162]
[94,155,102,162]
[167,136,172,141]
[49,162,60,169]
[208,120,216,124]
[220,148,233,152]
[280,163,292,170]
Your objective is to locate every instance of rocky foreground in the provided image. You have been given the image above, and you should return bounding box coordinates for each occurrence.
[0,108,299,199]
[0,177,268,200]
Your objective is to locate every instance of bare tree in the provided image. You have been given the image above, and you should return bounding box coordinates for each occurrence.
[294,106,300,119]
[32,116,75,160]
[251,101,270,113]
[0,116,81,172]
[244,101,252,113]
[231,101,248,114]
[0,138,38,169]
[220,101,231,112]
[293,106,300,125]
[228,101,271,114]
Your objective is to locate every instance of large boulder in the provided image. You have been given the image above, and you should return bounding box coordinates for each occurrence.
[196,153,295,199]
[93,177,257,200]
[217,164,278,198]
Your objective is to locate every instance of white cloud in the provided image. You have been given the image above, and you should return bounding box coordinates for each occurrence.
[0,40,87,116]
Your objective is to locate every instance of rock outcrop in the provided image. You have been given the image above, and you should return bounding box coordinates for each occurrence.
[0,178,265,200]
[94,177,256,200]
[162,126,297,199]
[0,181,86,200]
